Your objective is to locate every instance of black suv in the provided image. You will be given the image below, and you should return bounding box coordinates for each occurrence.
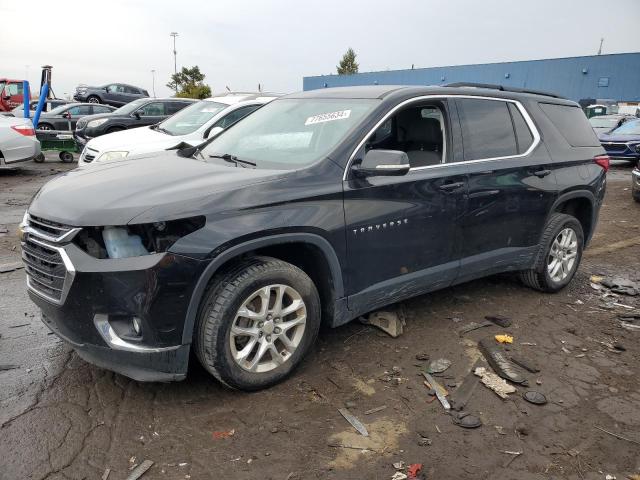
[21,85,608,390]
[74,97,196,147]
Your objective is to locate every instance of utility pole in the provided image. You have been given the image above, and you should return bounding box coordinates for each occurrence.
[151,69,156,97]
[170,32,179,92]
[597,37,604,55]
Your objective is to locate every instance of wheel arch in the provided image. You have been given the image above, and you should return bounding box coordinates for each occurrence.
[181,233,346,344]
[550,190,597,244]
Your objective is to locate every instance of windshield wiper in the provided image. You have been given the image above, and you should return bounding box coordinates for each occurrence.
[209,153,256,168]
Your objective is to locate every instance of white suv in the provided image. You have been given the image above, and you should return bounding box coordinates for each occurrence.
[78,93,279,167]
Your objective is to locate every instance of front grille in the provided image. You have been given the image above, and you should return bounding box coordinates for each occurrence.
[21,214,77,304]
[28,214,75,238]
[603,142,629,153]
[22,238,67,302]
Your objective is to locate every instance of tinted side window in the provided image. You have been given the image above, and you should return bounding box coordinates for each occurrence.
[213,105,260,129]
[507,103,534,153]
[539,103,600,147]
[140,102,165,116]
[124,86,139,94]
[166,101,191,115]
[68,105,92,116]
[93,105,113,114]
[457,99,517,160]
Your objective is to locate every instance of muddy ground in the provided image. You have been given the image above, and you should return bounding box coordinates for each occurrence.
[1,156,639,480]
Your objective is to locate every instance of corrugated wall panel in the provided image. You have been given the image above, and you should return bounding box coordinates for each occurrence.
[303,53,640,102]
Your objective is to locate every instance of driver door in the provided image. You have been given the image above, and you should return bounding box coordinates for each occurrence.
[342,99,468,314]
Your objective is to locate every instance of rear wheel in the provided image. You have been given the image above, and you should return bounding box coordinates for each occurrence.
[87,95,100,104]
[194,256,320,390]
[37,123,53,131]
[33,153,45,163]
[59,151,74,163]
[520,213,584,292]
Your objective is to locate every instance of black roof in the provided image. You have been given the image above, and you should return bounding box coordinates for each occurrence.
[286,85,577,106]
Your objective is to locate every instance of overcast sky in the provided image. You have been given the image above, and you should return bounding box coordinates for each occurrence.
[1,0,639,99]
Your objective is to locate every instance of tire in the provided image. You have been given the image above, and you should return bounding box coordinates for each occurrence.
[194,256,321,390]
[106,127,124,134]
[59,151,74,163]
[34,153,45,163]
[87,95,101,104]
[519,213,584,292]
[37,123,53,131]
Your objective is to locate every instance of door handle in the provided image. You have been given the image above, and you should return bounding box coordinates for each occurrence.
[529,168,552,178]
[439,181,465,192]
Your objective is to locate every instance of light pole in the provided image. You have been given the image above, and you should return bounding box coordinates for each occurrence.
[151,69,156,97]
[170,32,179,92]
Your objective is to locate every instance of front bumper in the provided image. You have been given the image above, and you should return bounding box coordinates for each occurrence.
[26,233,208,381]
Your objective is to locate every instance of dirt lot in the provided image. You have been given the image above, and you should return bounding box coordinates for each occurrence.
[1,157,639,480]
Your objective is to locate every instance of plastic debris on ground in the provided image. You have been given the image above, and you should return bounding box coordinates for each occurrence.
[212,429,235,439]
[494,334,513,344]
[391,472,408,480]
[360,307,406,337]
[479,338,527,385]
[522,391,547,405]
[426,358,451,374]
[474,367,517,399]
[338,407,369,436]
[125,460,154,480]
[407,463,423,479]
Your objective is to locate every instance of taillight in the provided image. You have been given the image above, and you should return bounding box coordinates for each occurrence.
[11,125,35,136]
[594,154,610,172]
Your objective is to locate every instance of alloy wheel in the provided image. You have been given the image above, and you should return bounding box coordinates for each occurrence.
[547,227,578,282]
[230,284,307,373]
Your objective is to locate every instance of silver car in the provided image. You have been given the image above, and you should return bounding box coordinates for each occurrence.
[0,116,40,168]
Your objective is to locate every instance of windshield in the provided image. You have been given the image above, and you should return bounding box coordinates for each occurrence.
[610,119,640,135]
[201,98,378,169]
[112,98,148,116]
[589,117,618,128]
[158,100,226,135]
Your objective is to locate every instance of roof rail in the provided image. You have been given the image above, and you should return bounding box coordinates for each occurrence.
[445,82,564,99]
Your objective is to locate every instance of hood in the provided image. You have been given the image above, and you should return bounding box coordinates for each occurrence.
[29,151,288,226]
[599,132,640,142]
[86,126,185,156]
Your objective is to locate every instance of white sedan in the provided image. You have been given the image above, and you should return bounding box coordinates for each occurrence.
[78,93,279,167]
[0,116,41,168]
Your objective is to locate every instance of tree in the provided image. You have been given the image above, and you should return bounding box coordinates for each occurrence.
[166,65,212,99]
[337,48,359,75]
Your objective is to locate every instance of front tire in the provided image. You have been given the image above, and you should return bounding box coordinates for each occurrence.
[87,95,101,104]
[194,256,321,390]
[520,213,584,292]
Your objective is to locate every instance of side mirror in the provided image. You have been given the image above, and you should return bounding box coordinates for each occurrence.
[62,112,71,119]
[352,149,410,177]
[3,95,10,101]
[133,111,142,119]
[205,126,224,139]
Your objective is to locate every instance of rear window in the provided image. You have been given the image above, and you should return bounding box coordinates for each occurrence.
[539,103,600,147]
[457,98,518,160]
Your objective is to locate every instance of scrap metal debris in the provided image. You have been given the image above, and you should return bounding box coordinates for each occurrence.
[426,358,451,374]
[522,391,547,405]
[126,460,154,480]
[458,321,493,336]
[449,362,482,411]
[593,276,640,296]
[360,308,406,338]
[364,405,387,415]
[474,367,516,399]
[338,408,369,436]
[451,411,482,429]
[422,372,450,410]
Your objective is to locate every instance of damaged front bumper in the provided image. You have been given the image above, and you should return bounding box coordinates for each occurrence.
[22,216,207,381]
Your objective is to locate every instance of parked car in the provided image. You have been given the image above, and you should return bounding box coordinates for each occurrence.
[7,98,72,117]
[21,84,607,390]
[78,93,279,167]
[0,116,40,167]
[598,119,640,164]
[35,103,116,131]
[74,98,196,147]
[0,78,26,111]
[589,114,633,134]
[632,165,640,202]
[73,83,149,107]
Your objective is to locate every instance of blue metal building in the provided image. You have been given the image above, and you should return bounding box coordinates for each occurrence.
[303,52,640,102]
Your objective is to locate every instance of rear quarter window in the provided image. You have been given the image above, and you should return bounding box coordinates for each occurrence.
[539,103,600,147]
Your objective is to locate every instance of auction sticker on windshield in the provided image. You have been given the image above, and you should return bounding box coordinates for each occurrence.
[305,110,351,126]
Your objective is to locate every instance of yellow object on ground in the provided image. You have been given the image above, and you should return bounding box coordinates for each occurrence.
[495,334,513,344]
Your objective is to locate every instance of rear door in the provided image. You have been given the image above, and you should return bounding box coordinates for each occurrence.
[454,97,557,281]
[343,99,468,314]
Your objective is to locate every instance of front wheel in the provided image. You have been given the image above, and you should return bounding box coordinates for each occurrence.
[87,95,100,104]
[194,256,321,390]
[520,213,584,292]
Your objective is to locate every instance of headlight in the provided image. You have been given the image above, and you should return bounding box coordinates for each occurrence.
[78,88,87,93]
[87,118,109,128]
[75,216,206,259]
[96,151,129,162]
